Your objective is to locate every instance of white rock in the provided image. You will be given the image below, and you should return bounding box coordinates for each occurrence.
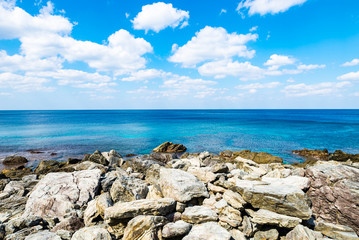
[262,176,310,190]
[181,206,218,224]
[71,226,112,240]
[183,222,231,240]
[162,220,192,238]
[25,230,61,240]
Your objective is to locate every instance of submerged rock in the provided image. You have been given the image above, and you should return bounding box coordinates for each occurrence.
[153,141,187,153]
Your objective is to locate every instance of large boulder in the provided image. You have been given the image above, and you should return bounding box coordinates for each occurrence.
[34,160,68,175]
[305,164,359,234]
[314,221,359,240]
[153,141,187,153]
[122,215,167,240]
[248,209,301,228]
[23,170,101,219]
[236,180,312,219]
[183,222,231,240]
[3,156,28,166]
[83,150,109,166]
[229,150,283,164]
[110,176,148,203]
[159,168,209,202]
[25,230,61,240]
[285,225,324,240]
[181,206,218,224]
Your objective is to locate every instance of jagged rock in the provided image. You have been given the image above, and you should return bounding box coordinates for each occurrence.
[222,190,246,210]
[51,213,84,232]
[5,216,45,235]
[5,225,43,240]
[122,157,160,175]
[181,206,218,224]
[187,167,217,183]
[159,168,209,202]
[110,176,148,203]
[153,141,187,153]
[25,230,61,240]
[162,220,192,238]
[211,163,229,173]
[230,229,246,240]
[237,180,312,219]
[233,150,283,164]
[3,156,28,165]
[96,192,112,218]
[71,226,112,240]
[208,183,226,193]
[329,150,359,162]
[1,167,32,180]
[261,176,311,191]
[84,200,98,226]
[253,229,279,240]
[23,170,101,219]
[101,150,123,166]
[104,198,176,224]
[34,160,67,175]
[150,152,177,163]
[146,185,163,200]
[240,216,257,237]
[84,150,109,166]
[315,221,359,240]
[292,149,329,160]
[286,225,324,240]
[305,164,359,234]
[122,215,167,240]
[249,209,301,228]
[3,181,25,197]
[84,193,113,226]
[183,222,231,240]
[71,161,108,174]
[55,230,72,240]
[218,205,242,228]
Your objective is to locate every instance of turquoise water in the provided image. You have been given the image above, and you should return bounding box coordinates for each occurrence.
[0,110,359,164]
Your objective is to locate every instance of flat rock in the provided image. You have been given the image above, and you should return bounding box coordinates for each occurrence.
[249,209,301,228]
[315,221,359,240]
[25,230,61,240]
[23,170,101,219]
[222,190,246,210]
[122,215,167,240]
[104,198,176,224]
[286,225,324,240]
[162,220,192,238]
[261,176,310,190]
[187,167,217,183]
[253,229,279,240]
[159,168,209,202]
[71,226,112,240]
[181,206,218,224]
[183,222,231,240]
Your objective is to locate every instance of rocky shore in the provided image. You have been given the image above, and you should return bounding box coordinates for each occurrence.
[0,142,358,240]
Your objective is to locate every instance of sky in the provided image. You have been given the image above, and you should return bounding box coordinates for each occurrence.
[1,0,359,109]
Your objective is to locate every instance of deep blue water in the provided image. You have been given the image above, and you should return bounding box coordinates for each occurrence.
[0,110,358,164]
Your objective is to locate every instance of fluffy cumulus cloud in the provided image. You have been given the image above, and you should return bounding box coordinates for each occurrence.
[237,0,307,16]
[121,69,170,82]
[297,64,326,70]
[169,26,258,67]
[283,81,351,97]
[342,59,359,67]
[337,71,359,81]
[264,54,296,70]
[132,2,189,33]
[0,72,53,92]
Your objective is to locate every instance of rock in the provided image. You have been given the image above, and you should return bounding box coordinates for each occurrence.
[240,216,257,237]
[218,205,242,228]
[187,167,217,183]
[3,181,25,197]
[253,229,279,240]
[153,141,187,153]
[1,167,32,180]
[23,170,101,219]
[238,180,312,219]
[96,192,112,218]
[110,176,148,203]
[25,230,61,240]
[3,156,28,165]
[162,220,192,238]
[104,198,176,224]
[286,225,324,240]
[315,221,359,240]
[150,152,177,163]
[67,158,82,165]
[329,150,359,162]
[71,161,107,174]
[34,160,68,175]
[181,206,218,224]
[183,222,231,240]
[51,213,84,232]
[230,229,246,240]
[84,150,109,166]
[56,230,72,240]
[211,164,229,173]
[222,190,246,210]
[5,216,45,235]
[122,215,167,240]
[71,226,112,240]
[249,209,301,228]
[305,164,359,234]
[261,176,311,191]
[234,150,283,164]
[292,149,329,161]
[101,150,123,166]
[84,193,113,226]
[146,185,163,200]
[159,168,209,202]
[208,183,226,193]
[83,200,97,226]
[4,225,43,240]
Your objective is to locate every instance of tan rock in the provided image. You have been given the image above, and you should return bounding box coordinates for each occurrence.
[315,221,359,240]
[249,209,301,228]
[286,225,324,240]
[122,215,167,240]
[181,206,218,224]
[222,190,246,210]
[183,222,231,240]
[254,229,279,240]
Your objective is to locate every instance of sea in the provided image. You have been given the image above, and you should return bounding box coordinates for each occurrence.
[0,109,359,166]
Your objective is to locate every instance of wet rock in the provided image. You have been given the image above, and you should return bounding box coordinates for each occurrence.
[110,176,148,203]
[23,170,101,219]
[183,222,231,240]
[104,198,176,224]
[3,156,28,166]
[162,220,192,238]
[159,168,209,202]
[122,215,167,240]
[315,221,359,240]
[67,158,82,165]
[25,230,61,240]
[305,163,359,234]
[249,209,301,228]
[286,224,324,240]
[329,149,359,162]
[153,141,187,153]
[71,226,112,240]
[253,229,279,240]
[181,206,218,224]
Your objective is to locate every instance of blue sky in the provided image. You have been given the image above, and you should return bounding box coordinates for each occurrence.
[1,0,359,109]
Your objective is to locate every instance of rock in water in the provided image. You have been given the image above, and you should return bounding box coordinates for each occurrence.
[183,222,231,240]
[72,226,112,240]
[23,170,101,219]
[153,141,187,153]
[122,215,167,240]
[305,164,359,235]
[3,156,28,165]
[159,168,209,202]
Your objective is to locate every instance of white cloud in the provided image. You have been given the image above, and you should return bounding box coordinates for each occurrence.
[237,0,307,16]
[297,64,326,70]
[264,54,296,70]
[0,72,53,91]
[337,71,359,81]
[169,26,258,67]
[121,69,169,82]
[220,9,227,15]
[283,81,351,97]
[132,2,189,33]
[249,26,258,32]
[236,81,281,90]
[342,59,359,67]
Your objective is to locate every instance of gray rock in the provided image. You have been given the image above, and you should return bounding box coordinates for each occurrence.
[249,209,302,228]
[5,225,43,240]
[183,222,231,240]
[122,215,167,240]
[110,176,148,203]
[253,229,279,240]
[71,226,112,240]
[159,168,209,202]
[56,230,72,240]
[85,150,109,166]
[84,193,113,226]
[162,220,192,238]
[181,206,218,224]
[23,170,101,219]
[25,230,61,240]
[286,225,324,240]
[102,150,123,166]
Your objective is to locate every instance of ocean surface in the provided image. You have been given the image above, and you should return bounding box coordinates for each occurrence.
[0,109,359,165]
